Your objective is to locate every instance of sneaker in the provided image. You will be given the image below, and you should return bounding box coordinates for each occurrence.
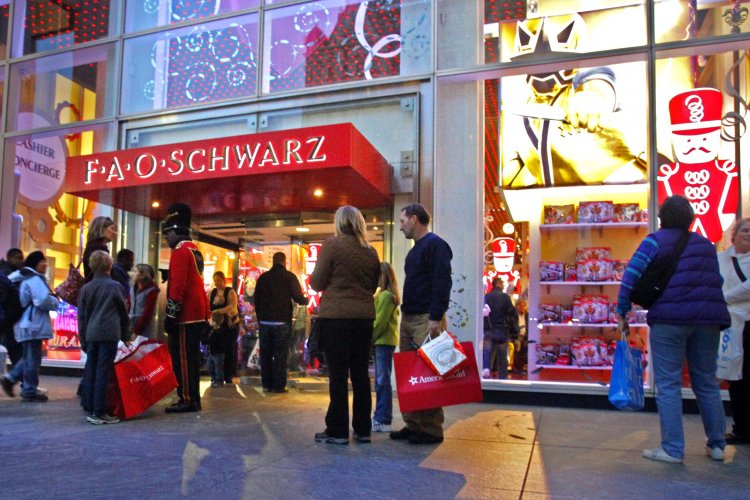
[408,432,444,445]
[314,431,348,445]
[642,447,683,464]
[371,420,392,433]
[21,393,48,402]
[481,368,491,379]
[87,413,120,425]
[706,446,725,461]
[1,376,15,398]
[389,427,417,441]
[210,381,223,388]
[352,432,371,443]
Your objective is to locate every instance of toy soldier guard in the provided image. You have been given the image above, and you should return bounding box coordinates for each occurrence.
[658,87,738,243]
[162,203,209,413]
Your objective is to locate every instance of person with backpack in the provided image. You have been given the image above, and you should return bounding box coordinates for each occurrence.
[616,195,730,464]
[0,248,24,366]
[1,251,60,402]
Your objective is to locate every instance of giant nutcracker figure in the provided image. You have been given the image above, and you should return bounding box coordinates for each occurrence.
[162,203,210,413]
[658,88,738,243]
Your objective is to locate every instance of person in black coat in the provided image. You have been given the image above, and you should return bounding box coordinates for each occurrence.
[483,277,518,379]
[0,248,24,365]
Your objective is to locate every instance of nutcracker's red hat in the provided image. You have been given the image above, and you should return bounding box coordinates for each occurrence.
[669,87,722,135]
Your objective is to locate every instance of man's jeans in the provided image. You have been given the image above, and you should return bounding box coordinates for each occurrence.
[373,345,395,424]
[6,339,43,397]
[650,323,726,458]
[82,341,118,414]
[259,323,291,391]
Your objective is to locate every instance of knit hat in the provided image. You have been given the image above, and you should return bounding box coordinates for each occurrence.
[162,203,192,236]
[24,250,46,270]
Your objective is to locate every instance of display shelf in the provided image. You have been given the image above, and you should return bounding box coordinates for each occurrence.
[539,322,647,328]
[540,222,648,230]
[536,364,613,370]
[541,281,622,285]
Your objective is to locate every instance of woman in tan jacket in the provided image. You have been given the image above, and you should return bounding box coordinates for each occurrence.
[311,205,380,445]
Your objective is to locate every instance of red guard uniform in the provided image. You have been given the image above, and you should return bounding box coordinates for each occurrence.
[167,240,209,324]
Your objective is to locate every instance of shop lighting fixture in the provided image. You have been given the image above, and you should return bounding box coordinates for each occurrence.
[227,252,235,259]
[313,189,323,197]
[296,227,310,232]
[502,222,515,234]
[151,201,160,208]
[372,226,379,230]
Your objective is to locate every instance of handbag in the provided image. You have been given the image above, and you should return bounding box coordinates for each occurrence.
[630,230,690,309]
[717,256,746,380]
[417,330,468,377]
[246,337,261,371]
[111,340,178,419]
[394,341,483,412]
[608,332,645,411]
[54,263,85,306]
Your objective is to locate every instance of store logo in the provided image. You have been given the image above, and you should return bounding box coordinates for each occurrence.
[408,370,467,386]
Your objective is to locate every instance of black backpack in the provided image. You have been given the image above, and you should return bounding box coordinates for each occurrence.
[0,274,24,327]
[630,231,690,309]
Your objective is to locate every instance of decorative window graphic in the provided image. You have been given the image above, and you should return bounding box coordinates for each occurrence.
[121,14,258,115]
[124,0,259,33]
[263,0,430,93]
[16,0,115,56]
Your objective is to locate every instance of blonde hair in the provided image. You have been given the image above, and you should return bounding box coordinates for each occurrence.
[89,250,113,274]
[334,205,369,248]
[731,218,750,243]
[378,261,400,306]
[88,216,115,242]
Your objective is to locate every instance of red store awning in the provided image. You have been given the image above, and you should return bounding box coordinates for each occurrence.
[65,123,392,219]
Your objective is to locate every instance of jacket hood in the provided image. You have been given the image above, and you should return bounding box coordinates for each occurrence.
[9,267,43,282]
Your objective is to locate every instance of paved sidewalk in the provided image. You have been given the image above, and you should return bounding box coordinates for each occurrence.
[0,376,748,499]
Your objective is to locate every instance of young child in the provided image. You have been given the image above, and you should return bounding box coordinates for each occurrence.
[78,250,131,424]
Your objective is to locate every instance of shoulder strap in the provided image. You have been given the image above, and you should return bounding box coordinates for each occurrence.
[210,288,217,302]
[732,256,748,282]
[223,287,230,302]
[673,230,690,259]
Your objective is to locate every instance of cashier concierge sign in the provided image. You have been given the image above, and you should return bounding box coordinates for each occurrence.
[15,113,66,208]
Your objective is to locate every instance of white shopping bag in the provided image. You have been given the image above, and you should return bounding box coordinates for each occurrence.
[717,310,744,380]
[115,335,150,363]
[417,331,468,377]
[246,338,261,370]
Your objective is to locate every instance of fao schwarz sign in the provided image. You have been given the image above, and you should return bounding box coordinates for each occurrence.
[66,124,357,193]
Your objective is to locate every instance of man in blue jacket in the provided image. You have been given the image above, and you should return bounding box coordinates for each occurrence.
[390,203,453,445]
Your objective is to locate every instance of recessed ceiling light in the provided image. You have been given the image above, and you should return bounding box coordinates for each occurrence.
[296,227,310,232]
[151,201,160,208]
[313,189,323,197]
[372,226,379,230]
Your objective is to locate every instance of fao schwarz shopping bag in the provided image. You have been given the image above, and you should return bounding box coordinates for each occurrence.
[716,310,744,381]
[608,334,645,411]
[395,341,483,413]
[112,340,177,419]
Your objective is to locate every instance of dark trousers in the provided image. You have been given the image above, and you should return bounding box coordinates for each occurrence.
[320,318,373,439]
[483,336,508,379]
[223,327,238,383]
[259,323,291,391]
[82,341,118,415]
[728,321,750,438]
[1,329,22,366]
[169,322,205,408]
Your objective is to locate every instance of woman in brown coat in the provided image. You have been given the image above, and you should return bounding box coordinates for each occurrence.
[311,205,380,445]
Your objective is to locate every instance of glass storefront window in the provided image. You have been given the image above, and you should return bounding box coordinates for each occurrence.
[0,67,5,126]
[121,14,259,115]
[0,1,9,59]
[438,0,646,70]
[11,0,120,57]
[7,44,116,132]
[656,0,750,43]
[6,122,115,365]
[124,0,259,34]
[261,0,431,94]
[481,59,651,384]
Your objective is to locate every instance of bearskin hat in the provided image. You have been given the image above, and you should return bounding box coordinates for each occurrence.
[163,202,192,236]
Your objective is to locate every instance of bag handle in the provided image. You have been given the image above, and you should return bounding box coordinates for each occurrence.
[732,256,747,283]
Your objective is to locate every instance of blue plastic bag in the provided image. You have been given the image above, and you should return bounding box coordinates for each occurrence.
[608,337,644,411]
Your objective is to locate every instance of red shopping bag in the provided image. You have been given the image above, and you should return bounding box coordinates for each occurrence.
[112,340,177,419]
[394,341,483,412]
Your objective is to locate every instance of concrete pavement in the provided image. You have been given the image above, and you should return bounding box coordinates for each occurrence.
[0,375,748,499]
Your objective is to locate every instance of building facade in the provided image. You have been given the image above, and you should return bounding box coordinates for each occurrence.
[0,0,748,399]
